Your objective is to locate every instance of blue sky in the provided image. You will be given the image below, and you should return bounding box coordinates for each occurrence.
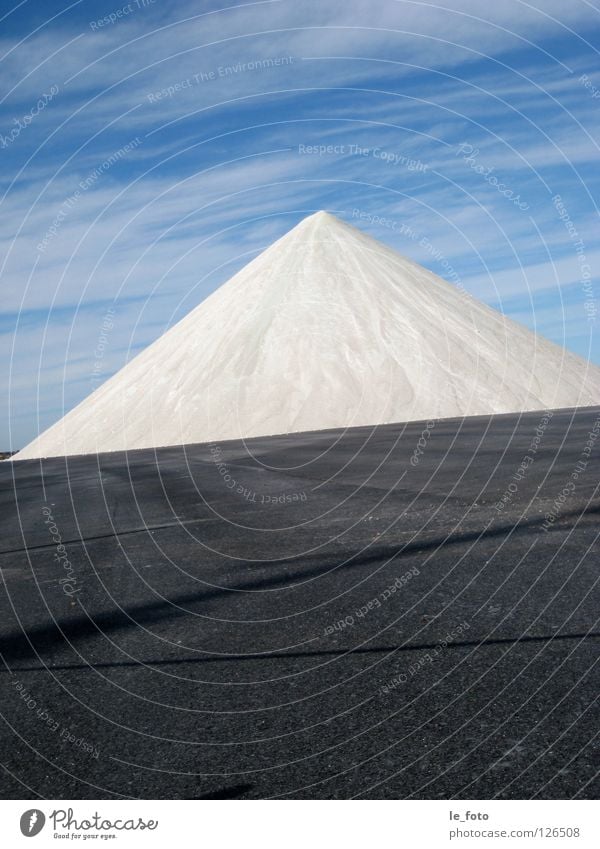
[1,0,599,449]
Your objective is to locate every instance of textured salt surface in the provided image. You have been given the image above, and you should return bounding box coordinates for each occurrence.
[14,211,600,459]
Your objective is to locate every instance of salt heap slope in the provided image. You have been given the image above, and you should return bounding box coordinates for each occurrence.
[15,211,600,459]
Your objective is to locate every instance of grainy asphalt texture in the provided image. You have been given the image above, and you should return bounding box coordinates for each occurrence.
[1,407,598,799]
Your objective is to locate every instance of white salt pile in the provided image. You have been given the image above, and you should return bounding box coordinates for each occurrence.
[14,211,600,459]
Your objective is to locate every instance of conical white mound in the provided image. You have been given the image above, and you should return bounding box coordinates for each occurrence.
[14,211,600,459]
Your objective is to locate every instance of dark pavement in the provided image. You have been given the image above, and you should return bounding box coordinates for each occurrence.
[0,407,598,799]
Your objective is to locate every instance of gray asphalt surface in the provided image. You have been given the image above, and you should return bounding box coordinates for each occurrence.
[0,407,599,799]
